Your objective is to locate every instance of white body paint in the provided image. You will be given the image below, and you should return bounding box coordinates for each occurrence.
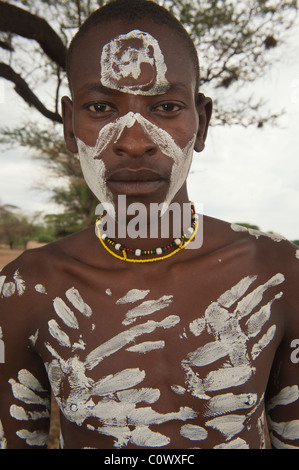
[35,284,47,294]
[205,414,246,441]
[180,424,207,441]
[204,392,258,417]
[231,223,286,242]
[53,297,79,329]
[122,294,173,325]
[10,405,49,421]
[38,273,288,448]
[7,368,51,447]
[100,30,169,96]
[16,429,48,447]
[126,340,165,354]
[267,385,299,411]
[266,385,299,448]
[9,378,49,407]
[267,417,299,441]
[0,270,26,298]
[116,288,150,304]
[6,275,286,448]
[0,419,7,449]
[65,287,92,318]
[85,314,180,370]
[269,434,299,449]
[183,273,284,398]
[214,437,249,449]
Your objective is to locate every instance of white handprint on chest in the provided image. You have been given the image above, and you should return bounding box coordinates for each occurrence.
[40,273,284,448]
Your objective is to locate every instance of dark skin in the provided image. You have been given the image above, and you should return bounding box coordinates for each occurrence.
[0,19,298,450]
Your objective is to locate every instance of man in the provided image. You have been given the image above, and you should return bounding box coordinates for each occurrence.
[0,0,298,449]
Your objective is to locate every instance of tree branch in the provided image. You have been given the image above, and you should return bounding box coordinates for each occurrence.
[0,1,66,69]
[0,63,62,124]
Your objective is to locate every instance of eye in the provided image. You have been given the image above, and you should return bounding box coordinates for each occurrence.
[87,102,114,114]
[153,102,182,114]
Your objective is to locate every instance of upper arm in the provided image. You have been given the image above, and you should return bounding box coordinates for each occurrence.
[265,246,299,449]
[0,263,51,449]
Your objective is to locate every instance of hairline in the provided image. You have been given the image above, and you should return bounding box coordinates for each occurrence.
[66,19,200,98]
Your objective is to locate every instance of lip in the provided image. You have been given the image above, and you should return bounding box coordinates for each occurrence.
[107,169,166,196]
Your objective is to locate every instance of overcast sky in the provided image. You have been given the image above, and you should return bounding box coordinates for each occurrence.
[0,17,298,241]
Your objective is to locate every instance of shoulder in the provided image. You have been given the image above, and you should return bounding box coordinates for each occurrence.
[0,227,97,301]
[229,221,299,273]
[204,216,298,262]
[201,216,298,295]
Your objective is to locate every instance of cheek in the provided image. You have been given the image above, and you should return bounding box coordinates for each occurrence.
[72,108,103,148]
[174,111,198,150]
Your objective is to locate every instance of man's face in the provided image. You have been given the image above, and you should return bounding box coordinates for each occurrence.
[63,20,209,212]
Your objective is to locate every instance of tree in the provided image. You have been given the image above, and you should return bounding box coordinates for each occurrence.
[1,0,297,127]
[0,0,298,235]
[0,204,36,248]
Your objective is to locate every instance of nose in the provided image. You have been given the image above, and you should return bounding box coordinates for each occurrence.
[113,119,158,158]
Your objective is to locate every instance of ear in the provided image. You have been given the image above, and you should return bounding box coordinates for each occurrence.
[194,93,213,153]
[61,95,78,154]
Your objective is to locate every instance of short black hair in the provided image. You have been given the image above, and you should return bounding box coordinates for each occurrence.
[66,0,200,92]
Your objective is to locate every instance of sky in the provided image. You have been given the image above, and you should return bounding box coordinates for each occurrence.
[0,16,299,241]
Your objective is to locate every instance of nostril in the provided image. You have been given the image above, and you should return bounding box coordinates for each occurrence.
[114,143,157,158]
[113,121,157,158]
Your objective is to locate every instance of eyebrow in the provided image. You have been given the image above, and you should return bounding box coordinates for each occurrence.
[77,83,121,95]
[77,82,189,96]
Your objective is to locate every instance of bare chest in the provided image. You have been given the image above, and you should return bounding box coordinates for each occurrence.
[35,266,285,449]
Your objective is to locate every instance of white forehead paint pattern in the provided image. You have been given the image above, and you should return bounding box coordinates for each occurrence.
[100,30,169,95]
[35,275,291,449]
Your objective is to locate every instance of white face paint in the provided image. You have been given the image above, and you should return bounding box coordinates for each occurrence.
[76,112,196,209]
[100,30,169,95]
[76,29,196,211]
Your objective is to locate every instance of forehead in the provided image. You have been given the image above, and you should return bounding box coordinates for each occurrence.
[70,19,196,93]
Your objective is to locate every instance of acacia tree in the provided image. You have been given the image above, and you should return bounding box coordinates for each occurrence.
[0,204,36,248]
[0,0,297,233]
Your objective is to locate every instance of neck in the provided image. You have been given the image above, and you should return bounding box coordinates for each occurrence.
[96,201,198,263]
[97,198,194,252]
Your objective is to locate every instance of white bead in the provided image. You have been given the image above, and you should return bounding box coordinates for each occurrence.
[156,248,162,255]
[135,249,141,256]
[174,238,181,246]
[115,243,121,250]
[186,227,194,237]
[101,233,107,240]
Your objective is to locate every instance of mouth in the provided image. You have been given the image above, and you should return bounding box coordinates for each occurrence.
[107,169,165,196]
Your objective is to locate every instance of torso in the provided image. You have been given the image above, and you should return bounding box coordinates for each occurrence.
[2,216,294,449]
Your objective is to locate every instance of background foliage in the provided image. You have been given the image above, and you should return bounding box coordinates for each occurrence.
[0,0,298,241]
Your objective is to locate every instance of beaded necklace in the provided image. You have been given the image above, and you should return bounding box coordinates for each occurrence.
[95,202,199,263]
